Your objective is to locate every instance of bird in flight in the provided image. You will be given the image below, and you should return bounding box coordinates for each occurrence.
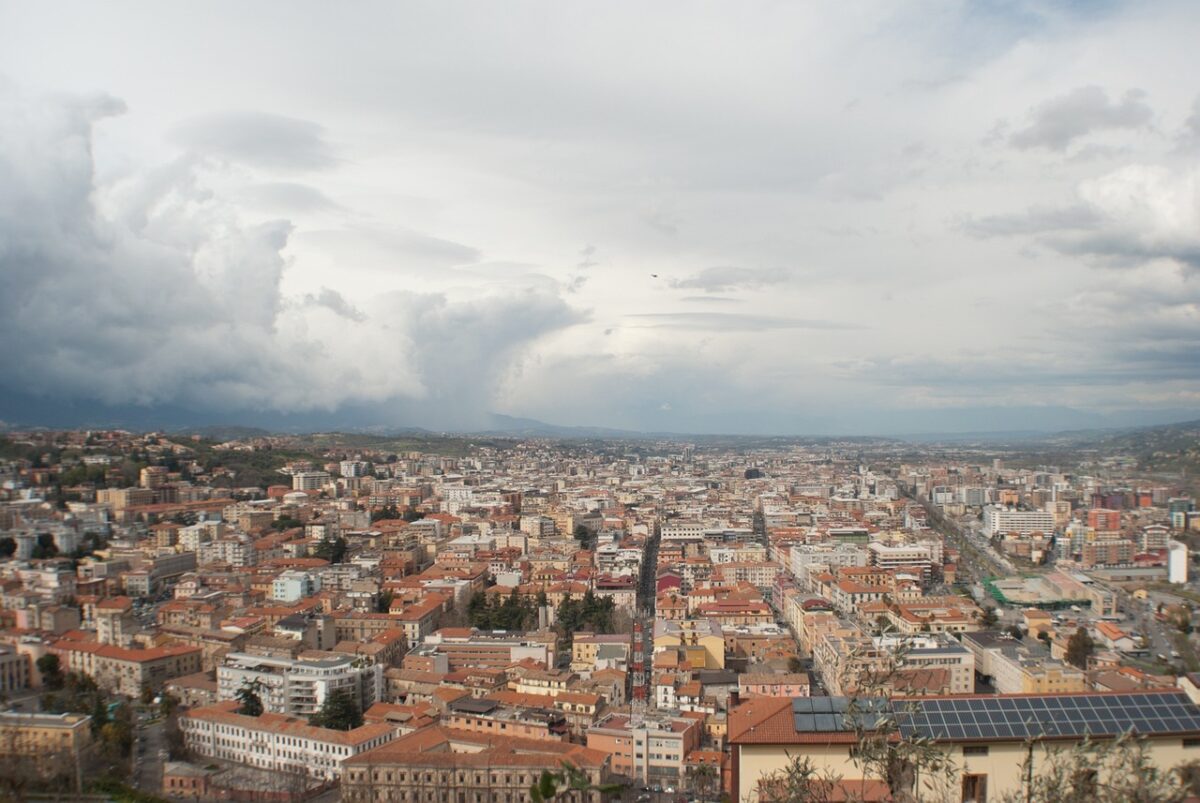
[650,274,659,278]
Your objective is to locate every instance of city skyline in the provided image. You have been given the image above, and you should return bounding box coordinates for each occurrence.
[3,1,1200,435]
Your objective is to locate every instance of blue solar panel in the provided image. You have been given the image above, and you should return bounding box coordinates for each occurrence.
[891,692,1200,741]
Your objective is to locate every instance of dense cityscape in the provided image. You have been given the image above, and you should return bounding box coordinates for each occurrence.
[5,1,1200,801]
[2,425,1200,801]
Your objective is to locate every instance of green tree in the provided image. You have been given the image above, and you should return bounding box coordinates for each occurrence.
[529,761,624,802]
[31,533,58,559]
[371,505,400,522]
[981,606,1000,629]
[36,653,64,690]
[375,590,394,613]
[757,753,839,803]
[1065,627,1094,670]
[314,535,348,564]
[236,679,264,717]
[688,761,720,800]
[1002,733,1189,802]
[309,688,362,731]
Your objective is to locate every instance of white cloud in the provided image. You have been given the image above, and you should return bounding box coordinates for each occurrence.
[1,1,1200,432]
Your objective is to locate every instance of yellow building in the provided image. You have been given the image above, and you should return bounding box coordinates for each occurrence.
[653,619,725,669]
[730,690,1200,803]
[0,711,94,793]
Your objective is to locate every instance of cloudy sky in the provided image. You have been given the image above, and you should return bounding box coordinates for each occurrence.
[2,1,1199,435]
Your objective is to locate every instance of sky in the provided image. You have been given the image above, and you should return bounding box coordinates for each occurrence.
[1,1,1200,435]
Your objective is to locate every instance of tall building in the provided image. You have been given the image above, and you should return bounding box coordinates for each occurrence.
[983,506,1055,536]
[216,652,383,718]
[1169,540,1189,585]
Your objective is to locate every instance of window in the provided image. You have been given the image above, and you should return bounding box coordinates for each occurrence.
[1072,770,1097,798]
[962,746,989,756]
[961,773,987,803]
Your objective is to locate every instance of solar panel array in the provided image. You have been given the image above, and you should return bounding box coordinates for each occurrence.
[792,697,889,733]
[793,692,1200,741]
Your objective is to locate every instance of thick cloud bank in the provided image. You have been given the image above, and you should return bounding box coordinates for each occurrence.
[0,88,579,424]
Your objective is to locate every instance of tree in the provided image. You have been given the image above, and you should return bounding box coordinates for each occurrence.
[836,638,960,803]
[371,505,400,522]
[573,525,593,550]
[758,753,839,803]
[31,533,58,560]
[36,653,64,690]
[529,761,624,802]
[1002,733,1190,803]
[272,515,304,531]
[236,679,264,717]
[788,656,805,674]
[375,589,394,613]
[688,761,720,800]
[309,688,362,731]
[981,606,1000,629]
[1065,627,1094,670]
[314,535,348,564]
[0,536,15,558]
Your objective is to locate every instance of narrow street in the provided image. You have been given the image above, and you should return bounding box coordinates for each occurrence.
[132,714,166,795]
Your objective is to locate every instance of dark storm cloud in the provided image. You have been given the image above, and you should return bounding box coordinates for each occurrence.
[0,87,581,425]
[1009,86,1153,151]
[170,111,337,170]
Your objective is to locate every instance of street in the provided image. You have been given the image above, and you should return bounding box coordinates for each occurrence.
[132,712,166,795]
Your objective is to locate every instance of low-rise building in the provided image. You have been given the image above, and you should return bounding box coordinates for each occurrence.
[586,712,703,786]
[342,725,612,802]
[180,701,396,781]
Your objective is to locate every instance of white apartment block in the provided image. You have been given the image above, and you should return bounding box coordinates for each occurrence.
[789,544,869,581]
[876,635,975,695]
[983,506,1055,536]
[272,570,323,602]
[217,653,383,718]
[867,542,935,575]
[292,471,332,491]
[197,536,256,568]
[180,702,396,781]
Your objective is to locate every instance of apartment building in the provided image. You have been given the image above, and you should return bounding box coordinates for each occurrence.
[0,711,93,792]
[572,633,631,672]
[180,701,396,781]
[446,697,569,741]
[586,712,702,786]
[272,570,322,602]
[420,628,556,670]
[962,632,1087,695]
[653,619,725,670]
[217,652,383,718]
[342,726,612,803]
[983,506,1055,536]
[737,673,811,698]
[0,646,31,693]
[53,640,202,697]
